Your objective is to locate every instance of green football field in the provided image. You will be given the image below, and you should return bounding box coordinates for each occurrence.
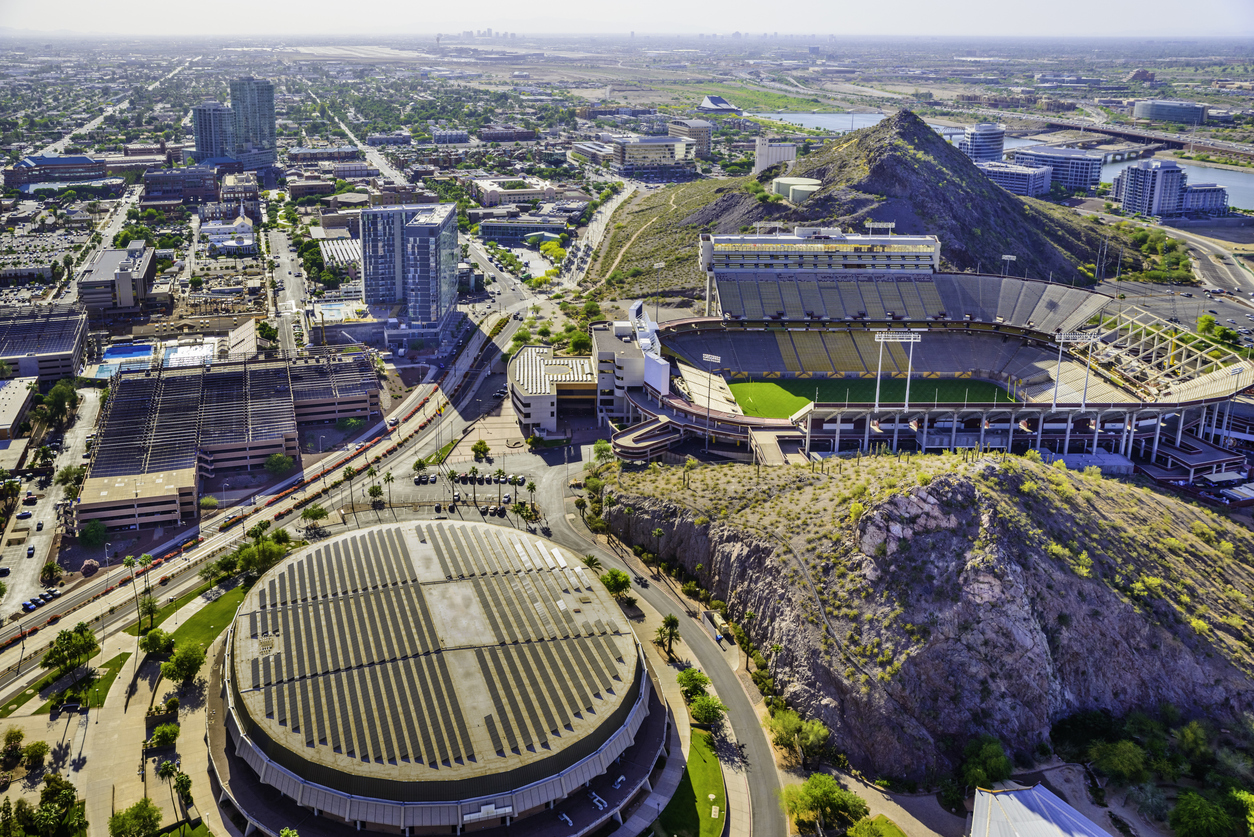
[728,378,1017,418]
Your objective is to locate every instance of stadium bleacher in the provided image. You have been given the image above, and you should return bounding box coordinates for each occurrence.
[712,273,1107,335]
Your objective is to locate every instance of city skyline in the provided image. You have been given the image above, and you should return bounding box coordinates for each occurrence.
[1,0,1253,38]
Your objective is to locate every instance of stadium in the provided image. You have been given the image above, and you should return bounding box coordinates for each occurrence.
[610,228,1252,484]
[210,523,670,837]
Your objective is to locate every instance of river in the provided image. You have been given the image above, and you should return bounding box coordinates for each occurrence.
[756,112,1254,210]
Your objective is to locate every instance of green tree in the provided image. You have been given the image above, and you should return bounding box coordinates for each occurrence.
[39,562,63,587]
[1170,791,1233,837]
[676,667,711,701]
[368,484,383,502]
[137,595,158,630]
[767,708,804,754]
[1090,740,1148,785]
[149,724,180,747]
[574,497,587,517]
[412,458,427,476]
[22,741,49,769]
[173,772,192,805]
[689,694,727,725]
[78,519,106,547]
[849,818,891,837]
[799,718,831,764]
[160,645,205,685]
[301,504,328,529]
[264,453,295,476]
[962,735,1013,789]
[600,568,631,598]
[471,439,490,460]
[569,331,592,354]
[782,773,868,832]
[40,622,98,683]
[654,613,680,657]
[592,438,613,463]
[526,480,537,510]
[108,797,161,837]
[138,628,175,655]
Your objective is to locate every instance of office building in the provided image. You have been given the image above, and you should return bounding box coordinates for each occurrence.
[668,118,714,158]
[1009,146,1103,193]
[287,146,361,164]
[140,166,218,209]
[754,137,797,174]
[958,123,1005,163]
[569,141,616,166]
[977,161,1052,197]
[331,162,379,180]
[1113,159,1187,216]
[229,77,277,168]
[478,124,537,142]
[1183,183,1229,215]
[1133,99,1208,125]
[610,136,698,181]
[360,204,459,334]
[479,215,569,243]
[192,101,236,162]
[509,345,596,435]
[365,130,411,146]
[78,240,155,312]
[0,305,87,380]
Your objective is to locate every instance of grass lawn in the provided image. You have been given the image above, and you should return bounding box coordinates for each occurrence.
[158,820,209,837]
[34,653,131,715]
[427,440,457,465]
[168,582,250,652]
[655,729,726,837]
[872,815,908,837]
[728,378,1016,418]
[125,580,215,637]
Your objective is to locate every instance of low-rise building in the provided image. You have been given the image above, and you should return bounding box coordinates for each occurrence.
[668,119,714,158]
[470,175,556,206]
[478,124,537,142]
[508,344,596,436]
[0,377,37,440]
[78,240,156,312]
[3,155,107,189]
[977,160,1053,197]
[478,215,569,243]
[289,179,337,200]
[219,172,261,222]
[1009,146,1103,193]
[592,322,645,423]
[287,146,361,163]
[365,130,411,146]
[569,141,616,166]
[431,129,470,144]
[141,166,218,208]
[201,212,256,255]
[333,162,380,180]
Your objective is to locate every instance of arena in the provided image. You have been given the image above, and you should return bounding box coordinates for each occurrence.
[611,259,1253,484]
[211,523,670,836]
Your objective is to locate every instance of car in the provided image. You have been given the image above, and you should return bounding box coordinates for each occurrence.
[478,474,486,484]
[430,474,438,484]
[36,521,42,531]
[0,568,8,577]
[48,589,60,598]
[27,546,34,557]
[30,598,44,608]
[480,505,488,515]
[1209,310,1219,315]
[434,503,442,513]
[503,493,511,503]
[38,592,52,602]
[16,511,30,519]
[453,491,461,501]
[497,506,507,517]
[489,505,497,515]
[21,602,35,612]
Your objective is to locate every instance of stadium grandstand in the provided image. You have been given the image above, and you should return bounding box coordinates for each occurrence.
[606,231,1253,486]
[75,351,379,532]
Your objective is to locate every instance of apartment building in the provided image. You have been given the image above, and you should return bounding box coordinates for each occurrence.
[431,129,470,144]
[1113,159,1188,216]
[478,124,537,142]
[360,204,459,336]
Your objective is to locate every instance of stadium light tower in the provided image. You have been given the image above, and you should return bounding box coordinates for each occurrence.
[873,330,922,412]
[1001,255,1017,277]
[1051,333,1100,411]
[702,353,721,452]
[652,262,666,322]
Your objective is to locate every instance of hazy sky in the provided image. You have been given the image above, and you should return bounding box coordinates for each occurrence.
[2,0,1253,39]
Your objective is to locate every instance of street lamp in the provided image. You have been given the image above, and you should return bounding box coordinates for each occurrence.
[221,482,230,509]
[104,542,112,568]
[702,353,721,452]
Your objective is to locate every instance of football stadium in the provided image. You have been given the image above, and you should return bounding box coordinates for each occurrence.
[609,228,1252,483]
[210,523,670,837]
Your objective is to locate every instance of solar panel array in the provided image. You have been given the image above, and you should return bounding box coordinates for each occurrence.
[714,273,1107,334]
[234,523,632,776]
[0,305,86,359]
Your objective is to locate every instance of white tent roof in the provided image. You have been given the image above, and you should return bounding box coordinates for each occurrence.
[971,785,1113,837]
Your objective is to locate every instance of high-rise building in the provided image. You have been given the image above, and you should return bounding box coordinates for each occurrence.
[958,123,1005,163]
[667,119,713,158]
[1132,100,1208,125]
[229,77,277,168]
[976,161,1052,197]
[191,101,235,161]
[1113,159,1187,216]
[360,204,459,336]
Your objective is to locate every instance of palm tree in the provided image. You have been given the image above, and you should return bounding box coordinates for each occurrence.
[655,613,681,657]
[526,481,537,513]
[581,554,602,572]
[494,468,506,504]
[157,760,178,825]
[122,556,142,628]
[469,466,478,505]
[341,465,356,514]
[366,466,378,487]
[383,471,394,506]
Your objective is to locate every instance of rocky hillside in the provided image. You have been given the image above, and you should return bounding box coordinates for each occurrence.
[603,455,1254,776]
[591,111,1141,302]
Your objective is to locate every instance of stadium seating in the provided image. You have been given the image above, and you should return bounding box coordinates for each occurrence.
[776,332,803,372]
[792,332,835,372]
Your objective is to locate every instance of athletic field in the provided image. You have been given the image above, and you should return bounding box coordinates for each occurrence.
[728,378,1017,418]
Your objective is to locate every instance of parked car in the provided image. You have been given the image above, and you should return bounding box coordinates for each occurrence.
[36,521,42,531]
[16,511,31,519]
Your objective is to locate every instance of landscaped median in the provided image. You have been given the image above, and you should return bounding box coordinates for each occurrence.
[655,728,726,837]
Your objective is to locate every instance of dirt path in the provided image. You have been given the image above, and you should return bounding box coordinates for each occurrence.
[589,189,679,292]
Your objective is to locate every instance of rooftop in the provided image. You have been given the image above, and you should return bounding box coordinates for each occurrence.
[0,304,86,360]
[1014,146,1103,159]
[0,377,36,431]
[971,785,1113,837]
[509,345,596,397]
[230,522,638,796]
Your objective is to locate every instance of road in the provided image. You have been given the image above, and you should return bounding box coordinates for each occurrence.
[266,227,307,353]
[565,182,637,288]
